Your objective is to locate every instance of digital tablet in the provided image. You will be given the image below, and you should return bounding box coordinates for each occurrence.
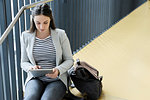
[29,69,53,77]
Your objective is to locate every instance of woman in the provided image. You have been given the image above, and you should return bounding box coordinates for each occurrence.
[21,3,74,100]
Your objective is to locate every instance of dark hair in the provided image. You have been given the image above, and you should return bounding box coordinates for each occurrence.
[29,3,56,32]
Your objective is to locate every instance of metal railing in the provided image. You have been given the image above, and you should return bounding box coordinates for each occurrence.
[0,0,53,45]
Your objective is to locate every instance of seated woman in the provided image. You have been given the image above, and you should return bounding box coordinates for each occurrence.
[20,3,74,100]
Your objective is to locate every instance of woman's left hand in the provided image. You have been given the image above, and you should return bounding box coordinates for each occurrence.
[45,68,60,78]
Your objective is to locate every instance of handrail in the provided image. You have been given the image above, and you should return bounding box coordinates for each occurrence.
[0,0,53,45]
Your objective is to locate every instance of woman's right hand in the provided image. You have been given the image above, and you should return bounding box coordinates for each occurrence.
[30,65,41,70]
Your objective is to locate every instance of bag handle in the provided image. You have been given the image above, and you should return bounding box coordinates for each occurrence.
[76,58,80,65]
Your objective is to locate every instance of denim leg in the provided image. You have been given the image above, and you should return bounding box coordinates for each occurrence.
[24,78,45,100]
[41,80,66,100]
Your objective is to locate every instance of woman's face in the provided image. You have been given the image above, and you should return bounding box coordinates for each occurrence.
[34,15,51,34]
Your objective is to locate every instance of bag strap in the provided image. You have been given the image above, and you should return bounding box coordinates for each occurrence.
[64,74,85,100]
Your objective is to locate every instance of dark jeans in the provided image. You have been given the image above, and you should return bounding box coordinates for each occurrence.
[24,78,66,100]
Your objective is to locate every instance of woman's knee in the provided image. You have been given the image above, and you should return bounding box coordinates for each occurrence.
[24,79,44,99]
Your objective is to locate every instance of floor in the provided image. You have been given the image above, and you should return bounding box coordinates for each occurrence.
[72,1,150,100]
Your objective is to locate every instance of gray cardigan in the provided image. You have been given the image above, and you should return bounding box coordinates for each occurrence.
[20,28,74,88]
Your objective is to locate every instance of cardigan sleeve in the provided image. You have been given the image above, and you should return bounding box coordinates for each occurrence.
[55,31,74,75]
[20,32,34,72]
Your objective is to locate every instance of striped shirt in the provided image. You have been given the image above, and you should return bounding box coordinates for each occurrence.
[33,35,58,82]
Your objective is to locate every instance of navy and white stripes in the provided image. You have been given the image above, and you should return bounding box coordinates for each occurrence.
[33,35,56,69]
